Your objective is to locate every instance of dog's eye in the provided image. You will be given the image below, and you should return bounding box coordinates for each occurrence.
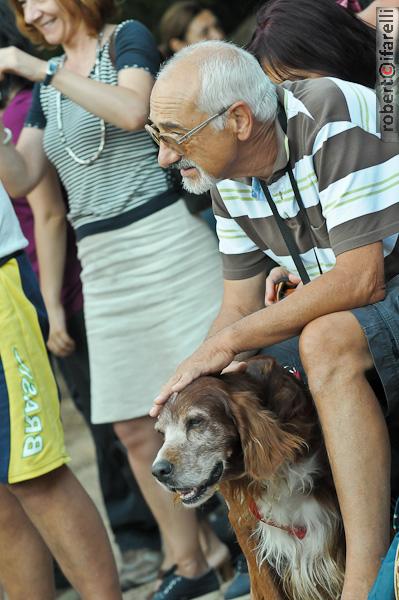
[186,417,204,430]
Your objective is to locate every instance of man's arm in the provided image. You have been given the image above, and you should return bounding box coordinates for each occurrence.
[206,270,267,363]
[207,272,266,337]
[151,241,384,416]
[226,241,384,353]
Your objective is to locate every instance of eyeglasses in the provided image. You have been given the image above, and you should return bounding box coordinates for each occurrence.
[145,106,230,153]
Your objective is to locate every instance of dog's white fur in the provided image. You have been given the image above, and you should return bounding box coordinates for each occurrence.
[253,454,343,600]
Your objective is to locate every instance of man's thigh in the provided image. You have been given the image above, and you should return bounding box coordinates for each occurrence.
[261,274,399,418]
[351,274,399,418]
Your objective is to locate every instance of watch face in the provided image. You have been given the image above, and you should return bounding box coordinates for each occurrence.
[48,59,58,74]
[43,59,59,85]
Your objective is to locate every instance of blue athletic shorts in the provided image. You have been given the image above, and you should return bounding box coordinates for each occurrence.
[262,274,399,418]
[0,252,69,484]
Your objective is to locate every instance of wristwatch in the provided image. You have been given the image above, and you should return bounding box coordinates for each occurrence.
[43,58,59,87]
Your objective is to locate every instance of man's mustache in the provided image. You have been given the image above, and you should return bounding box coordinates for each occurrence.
[167,158,197,171]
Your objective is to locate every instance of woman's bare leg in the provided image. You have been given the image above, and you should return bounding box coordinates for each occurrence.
[114,416,209,578]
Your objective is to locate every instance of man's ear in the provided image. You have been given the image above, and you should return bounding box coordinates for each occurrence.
[228,390,304,481]
[228,101,254,141]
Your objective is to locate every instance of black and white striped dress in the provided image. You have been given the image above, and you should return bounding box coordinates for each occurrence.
[25,20,222,423]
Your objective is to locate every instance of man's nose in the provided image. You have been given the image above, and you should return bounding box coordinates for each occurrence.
[23,0,42,25]
[152,459,174,483]
[157,141,181,169]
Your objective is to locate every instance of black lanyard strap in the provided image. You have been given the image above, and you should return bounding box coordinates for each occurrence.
[258,103,323,284]
[287,168,323,278]
[259,179,311,284]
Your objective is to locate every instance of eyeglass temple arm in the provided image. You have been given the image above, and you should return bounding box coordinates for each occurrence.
[177,106,229,145]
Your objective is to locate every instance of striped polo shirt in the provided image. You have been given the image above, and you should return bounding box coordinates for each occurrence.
[212,77,399,282]
[25,20,179,240]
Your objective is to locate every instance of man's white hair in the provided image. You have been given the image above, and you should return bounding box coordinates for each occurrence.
[157,40,278,129]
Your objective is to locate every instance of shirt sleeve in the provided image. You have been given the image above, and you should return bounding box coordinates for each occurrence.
[114,20,161,77]
[212,186,275,280]
[24,83,46,129]
[311,79,399,255]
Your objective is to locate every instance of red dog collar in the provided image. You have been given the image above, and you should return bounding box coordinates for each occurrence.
[248,497,307,540]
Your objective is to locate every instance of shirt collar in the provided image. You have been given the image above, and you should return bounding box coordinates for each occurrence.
[260,88,290,185]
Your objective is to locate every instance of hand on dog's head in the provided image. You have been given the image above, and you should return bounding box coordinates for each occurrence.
[154,356,313,497]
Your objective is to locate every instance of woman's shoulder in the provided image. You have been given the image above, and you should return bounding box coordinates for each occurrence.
[110,19,155,43]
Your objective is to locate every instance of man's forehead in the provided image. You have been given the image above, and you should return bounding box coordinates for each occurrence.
[150,68,200,126]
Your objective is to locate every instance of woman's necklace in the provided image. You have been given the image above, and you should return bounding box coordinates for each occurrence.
[56,32,106,166]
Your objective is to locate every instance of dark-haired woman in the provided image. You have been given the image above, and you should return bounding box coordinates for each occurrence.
[247,0,376,88]
[159,0,224,59]
[0,1,223,599]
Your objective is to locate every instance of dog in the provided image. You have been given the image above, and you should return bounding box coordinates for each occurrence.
[152,356,345,600]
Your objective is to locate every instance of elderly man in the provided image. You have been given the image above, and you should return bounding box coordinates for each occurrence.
[148,40,399,600]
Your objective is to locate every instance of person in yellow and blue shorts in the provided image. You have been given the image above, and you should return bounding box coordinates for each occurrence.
[0,180,122,599]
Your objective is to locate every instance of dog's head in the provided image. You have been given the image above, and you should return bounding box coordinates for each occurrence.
[152,356,315,507]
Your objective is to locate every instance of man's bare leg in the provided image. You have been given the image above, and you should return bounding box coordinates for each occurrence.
[8,466,122,600]
[0,484,55,600]
[300,311,390,600]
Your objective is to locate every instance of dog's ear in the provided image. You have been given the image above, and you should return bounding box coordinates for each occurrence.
[244,356,311,424]
[228,389,304,481]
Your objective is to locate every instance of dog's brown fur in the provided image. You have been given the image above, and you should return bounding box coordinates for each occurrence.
[153,356,345,600]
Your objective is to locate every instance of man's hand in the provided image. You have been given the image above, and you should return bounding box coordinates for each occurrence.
[265,266,302,305]
[150,336,236,417]
[46,304,76,358]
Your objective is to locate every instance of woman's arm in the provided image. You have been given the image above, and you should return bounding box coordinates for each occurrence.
[51,67,154,131]
[0,44,154,132]
[27,164,75,357]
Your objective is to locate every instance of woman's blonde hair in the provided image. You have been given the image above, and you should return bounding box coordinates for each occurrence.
[9,0,117,46]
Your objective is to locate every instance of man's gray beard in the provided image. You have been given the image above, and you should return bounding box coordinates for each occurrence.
[171,159,218,194]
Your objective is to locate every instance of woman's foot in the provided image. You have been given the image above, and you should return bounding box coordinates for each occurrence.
[151,568,221,600]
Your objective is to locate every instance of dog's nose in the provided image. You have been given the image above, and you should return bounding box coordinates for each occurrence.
[152,459,174,482]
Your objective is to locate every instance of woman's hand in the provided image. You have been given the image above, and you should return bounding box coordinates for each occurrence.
[46,303,76,358]
[0,46,46,83]
[265,266,302,306]
[150,335,236,418]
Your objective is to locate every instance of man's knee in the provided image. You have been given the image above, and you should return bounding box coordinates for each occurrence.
[299,312,373,389]
[7,466,67,504]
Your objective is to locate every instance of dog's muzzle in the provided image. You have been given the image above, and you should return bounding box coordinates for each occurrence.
[152,460,224,505]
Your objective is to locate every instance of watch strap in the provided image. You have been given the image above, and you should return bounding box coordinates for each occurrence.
[43,59,59,87]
